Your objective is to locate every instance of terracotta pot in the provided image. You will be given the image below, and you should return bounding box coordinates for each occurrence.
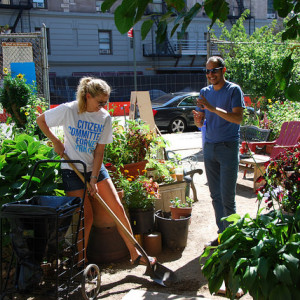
[106,160,148,178]
[121,160,148,177]
[170,206,192,220]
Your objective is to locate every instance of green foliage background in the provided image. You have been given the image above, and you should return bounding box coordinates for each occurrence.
[212,12,300,103]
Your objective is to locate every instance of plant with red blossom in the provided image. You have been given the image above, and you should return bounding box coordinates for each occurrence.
[256,145,300,213]
[117,170,160,210]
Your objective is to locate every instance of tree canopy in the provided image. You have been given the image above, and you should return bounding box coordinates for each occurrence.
[102,0,299,43]
[101,0,300,101]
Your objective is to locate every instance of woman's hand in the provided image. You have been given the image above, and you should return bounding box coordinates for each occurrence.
[88,178,98,196]
[53,139,65,157]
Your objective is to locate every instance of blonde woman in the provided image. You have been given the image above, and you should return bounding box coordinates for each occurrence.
[37,77,155,266]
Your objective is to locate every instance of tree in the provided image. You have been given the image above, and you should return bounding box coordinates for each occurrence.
[212,11,300,102]
[101,0,300,102]
[102,0,299,42]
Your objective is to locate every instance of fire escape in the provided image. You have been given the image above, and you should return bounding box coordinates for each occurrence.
[0,0,33,33]
[143,1,181,58]
[228,0,255,34]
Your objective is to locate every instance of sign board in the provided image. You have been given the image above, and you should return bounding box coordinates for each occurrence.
[129,91,156,131]
[10,62,36,86]
[2,42,33,72]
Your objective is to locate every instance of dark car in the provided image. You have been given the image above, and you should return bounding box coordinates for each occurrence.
[152,92,199,133]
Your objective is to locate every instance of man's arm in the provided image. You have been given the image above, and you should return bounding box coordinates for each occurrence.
[197,96,244,124]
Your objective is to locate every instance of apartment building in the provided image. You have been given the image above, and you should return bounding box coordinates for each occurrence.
[0,0,275,102]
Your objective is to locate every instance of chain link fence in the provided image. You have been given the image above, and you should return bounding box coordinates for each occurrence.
[49,73,207,105]
[0,27,49,105]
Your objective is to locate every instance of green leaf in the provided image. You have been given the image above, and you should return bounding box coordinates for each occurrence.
[224,213,241,224]
[251,240,264,258]
[243,265,257,290]
[257,257,269,279]
[135,0,151,24]
[273,264,292,285]
[156,20,168,44]
[285,83,300,102]
[114,1,136,34]
[101,0,118,12]
[273,0,294,18]
[141,19,154,40]
[27,141,41,156]
[21,175,41,184]
[269,284,291,300]
[200,246,212,259]
[171,23,180,37]
[208,273,223,294]
[205,0,229,28]
[16,140,28,152]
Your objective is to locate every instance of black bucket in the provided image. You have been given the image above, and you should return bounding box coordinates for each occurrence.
[129,208,155,234]
[155,210,190,250]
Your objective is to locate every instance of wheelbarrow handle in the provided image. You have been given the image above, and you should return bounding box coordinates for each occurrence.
[62,153,151,267]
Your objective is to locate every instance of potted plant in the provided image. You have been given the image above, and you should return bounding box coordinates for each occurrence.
[200,146,300,299]
[117,171,160,234]
[170,196,193,220]
[256,146,300,214]
[200,207,300,300]
[104,119,166,176]
[145,158,176,183]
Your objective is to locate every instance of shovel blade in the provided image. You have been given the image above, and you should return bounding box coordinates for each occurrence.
[145,262,177,287]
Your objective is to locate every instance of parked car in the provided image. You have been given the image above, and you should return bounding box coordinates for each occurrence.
[149,89,166,101]
[152,92,199,133]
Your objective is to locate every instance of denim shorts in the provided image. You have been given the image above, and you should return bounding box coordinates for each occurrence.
[61,163,110,192]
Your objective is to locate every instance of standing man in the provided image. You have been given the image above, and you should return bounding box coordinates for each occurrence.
[193,56,245,246]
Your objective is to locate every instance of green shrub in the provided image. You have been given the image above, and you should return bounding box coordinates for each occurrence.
[0,133,65,206]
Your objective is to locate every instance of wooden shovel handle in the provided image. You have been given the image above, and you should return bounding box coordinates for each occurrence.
[62,153,150,265]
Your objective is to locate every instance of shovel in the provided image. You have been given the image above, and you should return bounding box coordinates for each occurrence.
[63,154,177,287]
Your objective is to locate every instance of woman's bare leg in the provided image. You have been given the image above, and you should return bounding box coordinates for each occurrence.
[90,178,148,263]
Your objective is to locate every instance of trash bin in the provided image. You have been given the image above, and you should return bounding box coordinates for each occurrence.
[1,195,82,292]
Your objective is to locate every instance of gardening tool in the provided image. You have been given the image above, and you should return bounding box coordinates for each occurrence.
[63,154,177,287]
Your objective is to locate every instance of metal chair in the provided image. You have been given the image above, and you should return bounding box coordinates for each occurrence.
[165,150,203,202]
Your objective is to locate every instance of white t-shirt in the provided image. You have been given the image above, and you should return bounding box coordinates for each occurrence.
[45,100,113,172]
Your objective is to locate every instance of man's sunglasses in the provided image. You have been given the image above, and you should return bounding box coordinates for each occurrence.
[205,67,223,74]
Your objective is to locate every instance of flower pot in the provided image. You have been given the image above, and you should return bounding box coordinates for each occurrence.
[121,160,148,177]
[143,232,162,256]
[170,206,192,220]
[129,207,155,234]
[155,210,190,250]
[105,160,148,178]
[87,225,129,264]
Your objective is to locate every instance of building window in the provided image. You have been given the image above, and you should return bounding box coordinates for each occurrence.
[152,0,163,13]
[98,30,112,55]
[32,0,47,9]
[35,27,51,54]
[267,0,276,18]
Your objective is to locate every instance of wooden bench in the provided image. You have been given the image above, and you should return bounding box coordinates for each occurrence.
[239,154,270,192]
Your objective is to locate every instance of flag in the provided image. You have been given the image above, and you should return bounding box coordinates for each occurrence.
[127,28,133,38]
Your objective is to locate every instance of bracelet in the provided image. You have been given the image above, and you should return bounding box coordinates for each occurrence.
[90,175,98,180]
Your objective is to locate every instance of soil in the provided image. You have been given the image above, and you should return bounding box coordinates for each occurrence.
[95,146,259,300]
